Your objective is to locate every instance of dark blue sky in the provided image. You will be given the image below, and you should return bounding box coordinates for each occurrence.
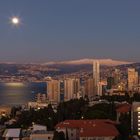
[0,0,140,63]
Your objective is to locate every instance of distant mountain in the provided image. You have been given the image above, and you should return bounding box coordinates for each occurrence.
[44,59,133,66]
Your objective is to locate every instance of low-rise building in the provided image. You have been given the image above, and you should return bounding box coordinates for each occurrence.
[0,106,12,116]
[3,128,21,140]
[32,124,47,131]
[56,120,119,140]
[131,102,140,135]
[28,101,48,109]
[30,131,54,140]
[116,103,131,123]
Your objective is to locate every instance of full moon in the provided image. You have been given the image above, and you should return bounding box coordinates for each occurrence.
[11,17,20,25]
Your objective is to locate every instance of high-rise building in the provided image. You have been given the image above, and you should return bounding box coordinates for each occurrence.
[107,77,115,90]
[98,82,103,96]
[128,68,138,91]
[64,78,80,101]
[93,61,100,95]
[84,78,94,97]
[47,79,60,103]
[60,80,65,102]
[131,102,140,135]
[36,93,47,103]
[113,69,121,85]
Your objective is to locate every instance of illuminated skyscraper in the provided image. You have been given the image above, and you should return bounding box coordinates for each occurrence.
[128,68,138,91]
[93,61,100,95]
[64,78,80,101]
[84,78,94,97]
[113,69,121,85]
[47,79,60,103]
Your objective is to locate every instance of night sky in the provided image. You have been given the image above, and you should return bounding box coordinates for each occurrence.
[0,0,140,63]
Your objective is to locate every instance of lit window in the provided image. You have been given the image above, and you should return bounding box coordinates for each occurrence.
[137,107,140,111]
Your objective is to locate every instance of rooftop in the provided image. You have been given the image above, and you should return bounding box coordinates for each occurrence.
[116,103,131,113]
[3,128,21,138]
[32,130,54,135]
[56,120,119,137]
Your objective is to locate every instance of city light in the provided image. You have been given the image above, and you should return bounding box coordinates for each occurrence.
[5,83,24,87]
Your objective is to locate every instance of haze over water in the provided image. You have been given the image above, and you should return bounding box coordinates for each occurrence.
[0,82,46,106]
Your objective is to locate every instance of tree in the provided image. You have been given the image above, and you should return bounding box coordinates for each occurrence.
[66,128,69,140]
[53,131,66,140]
[57,98,88,121]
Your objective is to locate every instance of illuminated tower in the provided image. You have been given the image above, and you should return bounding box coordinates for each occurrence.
[64,78,80,101]
[113,69,121,85]
[47,79,60,103]
[84,78,94,97]
[93,61,100,95]
[128,68,138,91]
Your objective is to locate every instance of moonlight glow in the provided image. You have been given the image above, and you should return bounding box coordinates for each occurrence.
[11,17,20,25]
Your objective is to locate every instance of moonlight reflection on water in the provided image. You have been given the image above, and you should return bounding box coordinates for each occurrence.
[0,82,46,106]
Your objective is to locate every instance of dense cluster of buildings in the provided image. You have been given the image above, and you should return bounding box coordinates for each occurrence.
[32,61,101,104]
[0,61,140,104]
[2,102,140,139]
[38,61,140,104]
[1,61,140,139]
[1,120,119,140]
[56,120,119,140]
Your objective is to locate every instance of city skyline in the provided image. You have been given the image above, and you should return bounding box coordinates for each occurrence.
[0,0,140,63]
[1,1,140,139]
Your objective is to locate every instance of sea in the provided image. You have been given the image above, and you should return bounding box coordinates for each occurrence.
[0,82,47,106]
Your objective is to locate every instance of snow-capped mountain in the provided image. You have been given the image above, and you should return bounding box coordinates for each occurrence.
[44,59,133,66]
